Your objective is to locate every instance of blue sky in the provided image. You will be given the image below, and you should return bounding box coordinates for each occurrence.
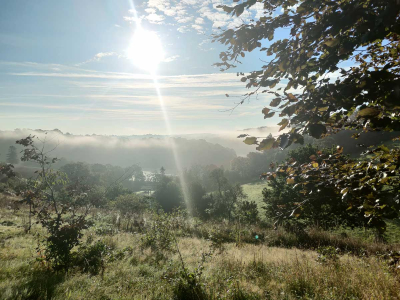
[0,0,282,135]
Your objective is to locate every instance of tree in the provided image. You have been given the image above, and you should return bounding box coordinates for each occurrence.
[16,135,90,271]
[188,181,207,217]
[153,175,184,212]
[112,193,150,231]
[236,200,259,224]
[60,162,98,195]
[210,168,228,197]
[215,0,400,149]
[262,145,363,230]
[6,146,19,165]
[216,0,400,233]
[105,183,130,201]
[209,183,247,221]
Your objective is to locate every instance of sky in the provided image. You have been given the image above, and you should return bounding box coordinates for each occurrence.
[0,0,283,136]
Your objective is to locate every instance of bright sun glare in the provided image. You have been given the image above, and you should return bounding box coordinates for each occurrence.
[126,27,165,73]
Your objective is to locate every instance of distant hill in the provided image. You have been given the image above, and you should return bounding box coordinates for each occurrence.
[0,129,237,173]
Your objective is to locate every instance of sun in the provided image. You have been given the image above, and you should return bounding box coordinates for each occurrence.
[126,27,165,73]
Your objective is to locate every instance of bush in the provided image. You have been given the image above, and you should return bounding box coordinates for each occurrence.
[316,246,339,264]
[208,184,247,221]
[263,144,363,230]
[38,213,90,272]
[153,177,184,212]
[74,240,115,275]
[86,186,108,208]
[141,210,179,262]
[236,200,259,224]
[164,249,212,300]
[171,270,209,300]
[112,193,148,217]
[111,193,151,232]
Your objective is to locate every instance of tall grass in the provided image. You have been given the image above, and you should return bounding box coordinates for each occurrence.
[1,202,400,300]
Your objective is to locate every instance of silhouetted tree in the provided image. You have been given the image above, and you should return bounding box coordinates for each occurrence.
[153,175,183,212]
[188,181,207,217]
[6,146,19,165]
[210,168,228,197]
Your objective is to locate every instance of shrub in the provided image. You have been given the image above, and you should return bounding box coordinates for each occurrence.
[141,210,178,262]
[236,200,259,224]
[16,135,92,272]
[38,212,90,272]
[74,240,114,275]
[263,144,363,231]
[164,250,212,300]
[153,177,184,212]
[316,246,340,264]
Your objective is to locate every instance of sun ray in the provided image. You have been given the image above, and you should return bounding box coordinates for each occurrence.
[126,0,191,212]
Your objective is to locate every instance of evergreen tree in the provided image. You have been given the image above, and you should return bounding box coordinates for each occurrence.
[160,166,166,176]
[6,146,19,165]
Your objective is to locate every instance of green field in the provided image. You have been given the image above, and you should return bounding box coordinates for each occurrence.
[241,181,268,220]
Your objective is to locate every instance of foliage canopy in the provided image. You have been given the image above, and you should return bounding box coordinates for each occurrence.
[216,0,400,232]
[215,0,400,149]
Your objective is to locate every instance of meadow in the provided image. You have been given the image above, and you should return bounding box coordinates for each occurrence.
[1,194,400,300]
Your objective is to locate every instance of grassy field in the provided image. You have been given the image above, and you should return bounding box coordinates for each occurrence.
[240,182,400,244]
[1,195,400,300]
[241,181,267,220]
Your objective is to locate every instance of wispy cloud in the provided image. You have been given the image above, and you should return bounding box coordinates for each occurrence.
[163,55,180,63]
[75,52,123,66]
[1,60,273,134]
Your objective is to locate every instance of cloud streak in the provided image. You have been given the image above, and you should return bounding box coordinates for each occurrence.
[1,60,275,135]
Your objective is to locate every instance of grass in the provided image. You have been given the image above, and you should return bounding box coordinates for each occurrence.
[1,198,400,300]
[240,182,400,244]
[1,231,399,299]
[241,181,267,220]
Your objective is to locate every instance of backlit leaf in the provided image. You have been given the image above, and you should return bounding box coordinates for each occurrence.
[270,98,281,107]
[287,178,295,185]
[243,137,257,145]
[358,107,380,118]
[324,38,339,47]
[264,112,275,119]
[256,138,275,151]
[278,118,289,131]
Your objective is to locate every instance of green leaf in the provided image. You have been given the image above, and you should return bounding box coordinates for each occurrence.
[279,62,286,72]
[324,38,339,47]
[235,5,244,17]
[278,118,289,131]
[296,5,306,13]
[358,107,380,118]
[270,98,281,107]
[268,33,274,41]
[256,138,275,151]
[264,112,275,119]
[243,137,257,145]
[262,107,271,116]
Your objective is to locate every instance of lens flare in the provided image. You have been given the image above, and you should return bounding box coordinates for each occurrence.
[126,1,191,213]
[153,78,192,214]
